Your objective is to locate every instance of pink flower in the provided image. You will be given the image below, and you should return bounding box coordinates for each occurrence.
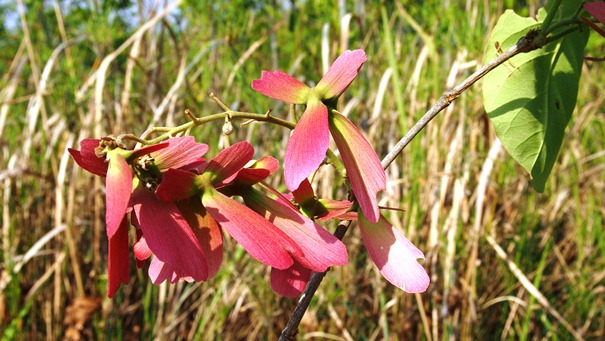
[224,157,349,297]
[69,136,211,296]
[156,142,305,271]
[252,49,385,223]
[68,137,168,238]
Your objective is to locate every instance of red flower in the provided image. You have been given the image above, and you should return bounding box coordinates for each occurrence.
[157,142,305,270]
[226,158,349,297]
[69,136,210,296]
[252,49,385,223]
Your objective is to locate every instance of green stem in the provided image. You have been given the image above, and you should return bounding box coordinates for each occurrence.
[546,25,582,44]
[544,16,583,36]
[119,109,296,146]
[540,0,562,32]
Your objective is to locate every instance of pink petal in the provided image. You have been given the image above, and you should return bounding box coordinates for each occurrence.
[151,136,209,171]
[148,257,194,284]
[232,156,279,186]
[107,217,130,298]
[131,183,208,281]
[128,142,169,160]
[79,138,102,159]
[329,111,385,223]
[270,262,313,298]
[133,227,147,268]
[585,2,605,25]
[315,198,356,221]
[176,197,223,279]
[155,168,199,201]
[68,139,107,177]
[316,49,367,99]
[243,189,348,271]
[284,101,330,191]
[251,70,310,104]
[292,179,316,208]
[133,235,152,262]
[359,213,429,293]
[105,152,132,238]
[204,141,254,184]
[202,189,298,269]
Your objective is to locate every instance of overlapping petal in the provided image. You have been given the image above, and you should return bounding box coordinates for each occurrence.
[251,70,311,104]
[107,217,130,297]
[68,139,107,177]
[316,49,367,99]
[243,189,348,272]
[148,256,194,285]
[232,156,279,186]
[176,197,223,279]
[329,111,385,223]
[131,182,208,281]
[202,189,300,270]
[284,100,330,191]
[359,213,430,293]
[155,168,199,201]
[105,151,133,238]
[204,141,254,184]
[270,262,313,298]
[151,136,208,171]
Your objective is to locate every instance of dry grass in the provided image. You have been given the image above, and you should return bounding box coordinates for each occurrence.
[0,1,603,340]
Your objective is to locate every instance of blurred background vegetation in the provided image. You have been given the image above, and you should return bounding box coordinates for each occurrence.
[0,0,603,339]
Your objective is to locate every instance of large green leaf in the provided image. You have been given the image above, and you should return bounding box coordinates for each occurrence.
[483,8,588,192]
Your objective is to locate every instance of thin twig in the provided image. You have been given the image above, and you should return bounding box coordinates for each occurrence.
[381,28,543,169]
[279,221,351,341]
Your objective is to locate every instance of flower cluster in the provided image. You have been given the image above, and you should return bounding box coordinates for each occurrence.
[69,49,429,298]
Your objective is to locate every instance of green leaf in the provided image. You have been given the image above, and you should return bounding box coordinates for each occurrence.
[483,9,588,192]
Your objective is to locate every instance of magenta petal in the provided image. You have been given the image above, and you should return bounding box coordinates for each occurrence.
[204,141,254,184]
[176,197,223,279]
[315,198,356,221]
[148,257,195,284]
[69,139,108,176]
[316,49,367,99]
[79,138,102,159]
[155,169,199,201]
[105,152,132,238]
[148,256,173,285]
[129,142,169,160]
[359,213,430,293]
[270,262,313,298]
[202,189,297,269]
[233,156,279,186]
[151,136,209,171]
[133,236,152,261]
[132,183,208,281]
[252,70,310,104]
[107,217,130,298]
[292,179,315,208]
[329,111,385,223]
[244,189,347,272]
[284,101,330,191]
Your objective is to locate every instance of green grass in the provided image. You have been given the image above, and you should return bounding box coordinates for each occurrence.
[0,0,604,339]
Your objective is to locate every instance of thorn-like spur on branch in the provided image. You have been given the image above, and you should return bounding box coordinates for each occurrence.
[380,28,548,170]
[209,92,231,111]
[184,109,200,123]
